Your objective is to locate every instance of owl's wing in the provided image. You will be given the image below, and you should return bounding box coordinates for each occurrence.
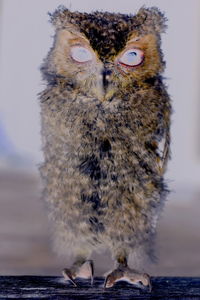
[157,129,170,174]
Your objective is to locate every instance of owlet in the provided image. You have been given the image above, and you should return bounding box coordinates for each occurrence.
[39,6,171,290]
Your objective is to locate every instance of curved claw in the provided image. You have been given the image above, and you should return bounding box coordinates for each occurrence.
[88,260,94,286]
[104,274,113,289]
[62,268,77,287]
[142,273,152,292]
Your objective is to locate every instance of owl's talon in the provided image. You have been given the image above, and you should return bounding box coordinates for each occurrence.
[88,260,94,286]
[62,268,77,287]
[104,266,151,291]
[62,259,94,286]
[144,273,152,292]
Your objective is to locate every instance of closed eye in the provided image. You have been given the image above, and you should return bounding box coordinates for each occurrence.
[119,48,144,67]
[71,46,93,63]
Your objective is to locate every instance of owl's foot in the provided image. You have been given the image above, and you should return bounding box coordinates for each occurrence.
[104,265,151,291]
[62,259,94,287]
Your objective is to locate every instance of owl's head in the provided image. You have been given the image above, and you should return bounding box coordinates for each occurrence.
[42,6,167,101]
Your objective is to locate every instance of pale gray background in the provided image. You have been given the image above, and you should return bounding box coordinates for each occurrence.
[0,0,200,276]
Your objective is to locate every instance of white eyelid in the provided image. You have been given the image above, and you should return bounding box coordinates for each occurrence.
[71,46,93,63]
[119,48,144,67]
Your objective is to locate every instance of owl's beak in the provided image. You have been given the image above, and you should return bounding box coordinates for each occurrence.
[102,69,112,90]
[93,67,114,102]
[99,68,115,101]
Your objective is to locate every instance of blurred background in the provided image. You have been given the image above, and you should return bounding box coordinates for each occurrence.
[0,0,200,276]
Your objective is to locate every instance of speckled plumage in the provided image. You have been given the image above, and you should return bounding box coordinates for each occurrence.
[40,6,171,271]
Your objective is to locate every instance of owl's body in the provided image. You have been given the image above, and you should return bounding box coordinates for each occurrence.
[40,6,171,288]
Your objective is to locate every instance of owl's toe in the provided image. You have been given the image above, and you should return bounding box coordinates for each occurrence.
[104,266,151,291]
[62,268,77,287]
[63,259,94,287]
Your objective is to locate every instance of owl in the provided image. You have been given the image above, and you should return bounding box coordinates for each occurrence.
[40,6,171,290]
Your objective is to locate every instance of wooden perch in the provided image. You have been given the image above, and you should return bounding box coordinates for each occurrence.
[0,276,200,299]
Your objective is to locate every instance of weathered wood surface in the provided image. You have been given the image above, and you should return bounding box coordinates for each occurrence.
[0,276,200,300]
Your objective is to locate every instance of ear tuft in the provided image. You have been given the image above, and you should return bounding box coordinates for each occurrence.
[48,5,71,29]
[135,7,167,34]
